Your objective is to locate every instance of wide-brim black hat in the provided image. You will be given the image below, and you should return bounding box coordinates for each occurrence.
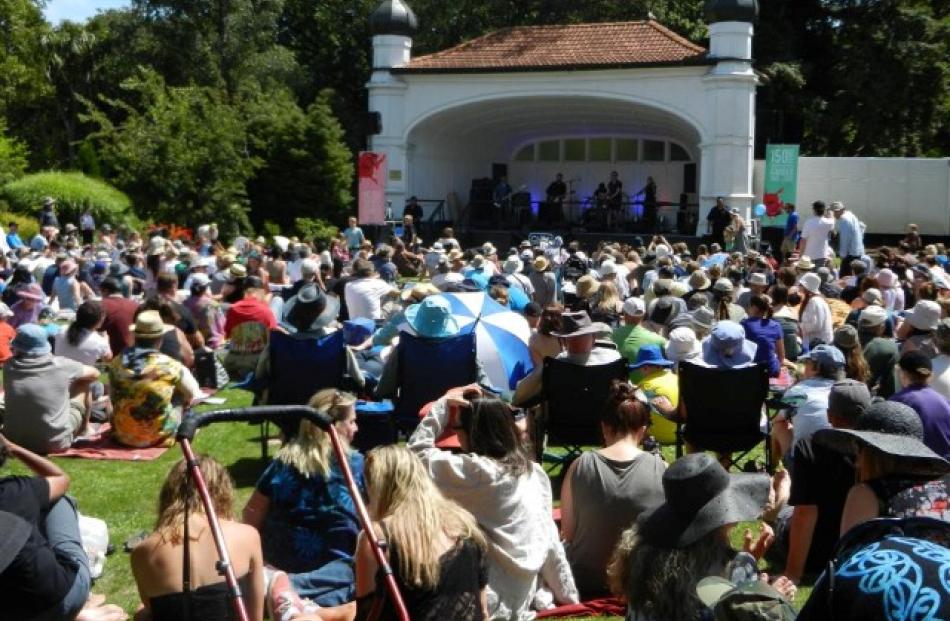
[283,285,340,330]
[637,453,770,549]
[814,428,950,477]
[0,511,31,573]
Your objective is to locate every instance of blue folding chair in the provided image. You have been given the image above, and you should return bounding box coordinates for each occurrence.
[259,329,347,458]
[394,331,478,434]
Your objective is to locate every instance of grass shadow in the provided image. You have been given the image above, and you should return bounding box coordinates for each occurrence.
[227,456,267,488]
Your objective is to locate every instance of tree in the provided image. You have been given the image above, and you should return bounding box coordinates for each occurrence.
[0,0,51,116]
[83,69,257,232]
[0,117,28,186]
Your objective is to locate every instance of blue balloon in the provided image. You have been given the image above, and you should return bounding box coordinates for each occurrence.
[754,203,767,217]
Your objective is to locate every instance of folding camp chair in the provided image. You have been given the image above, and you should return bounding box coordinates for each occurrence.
[394,331,477,434]
[259,329,347,458]
[676,361,772,471]
[537,357,629,473]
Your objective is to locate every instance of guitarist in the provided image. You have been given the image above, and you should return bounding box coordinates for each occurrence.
[493,176,513,227]
[606,170,624,227]
[543,173,567,225]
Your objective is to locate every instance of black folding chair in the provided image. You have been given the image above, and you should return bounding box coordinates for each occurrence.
[676,361,772,471]
[537,357,629,473]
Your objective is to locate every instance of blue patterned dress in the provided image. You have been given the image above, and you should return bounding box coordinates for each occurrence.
[256,451,364,605]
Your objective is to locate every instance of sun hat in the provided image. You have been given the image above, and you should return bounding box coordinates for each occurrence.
[899,350,933,378]
[405,296,459,339]
[877,268,898,289]
[0,511,32,574]
[797,344,846,368]
[655,244,672,259]
[747,272,768,287]
[400,282,441,303]
[599,260,618,277]
[550,311,602,339]
[861,288,883,306]
[447,249,464,263]
[286,284,340,329]
[833,324,860,350]
[533,256,550,272]
[799,272,822,295]
[12,323,52,355]
[702,321,758,368]
[481,242,498,256]
[130,310,171,339]
[470,255,486,269]
[629,343,674,370]
[827,379,872,421]
[830,201,845,212]
[713,278,734,294]
[228,263,248,280]
[905,300,941,331]
[622,297,646,317]
[637,453,770,549]
[690,306,717,332]
[59,260,77,276]
[189,273,211,288]
[689,271,711,291]
[795,256,815,271]
[575,275,600,300]
[858,305,888,328]
[502,256,523,274]
[667,327,702,363]
[697,576,797,621]
[16,283,44,302]
[815,401,950,477]
[649,296,679,327]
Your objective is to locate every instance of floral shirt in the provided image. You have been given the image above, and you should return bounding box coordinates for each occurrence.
[109,348,199,448]
[256,453,364,574]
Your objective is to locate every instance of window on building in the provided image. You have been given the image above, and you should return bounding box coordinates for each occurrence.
[615,139,639,162]
[514,144,535,161]
[564,139,586,161]
[538,140,560,162]
[670,143,692,161]
[643,139,666,161]
[589,138,612,161]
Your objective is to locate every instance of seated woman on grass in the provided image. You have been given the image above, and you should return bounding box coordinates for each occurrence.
[131,455,265,621]
[243,388,363,609]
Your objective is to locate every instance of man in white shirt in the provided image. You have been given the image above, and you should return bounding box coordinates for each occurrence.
[798,201,836,267]
[343,258,397,320]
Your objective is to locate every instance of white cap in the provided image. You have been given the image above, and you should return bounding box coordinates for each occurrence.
[622,297,646,317]
[859,305,888,328]
[655,244,672,259]
[189,273,211,287]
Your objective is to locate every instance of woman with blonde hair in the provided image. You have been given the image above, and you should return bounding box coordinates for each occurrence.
[351,445,490,620]
[590,280,622,327]
[131,456,265,621]
[243,388,363,608]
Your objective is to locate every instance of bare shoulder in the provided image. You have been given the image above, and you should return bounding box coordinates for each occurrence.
[220,520,261,544]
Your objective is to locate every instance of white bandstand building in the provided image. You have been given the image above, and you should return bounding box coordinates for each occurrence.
[367,0,760,235]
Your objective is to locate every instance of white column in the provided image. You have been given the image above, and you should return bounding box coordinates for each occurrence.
[698,21,757,232]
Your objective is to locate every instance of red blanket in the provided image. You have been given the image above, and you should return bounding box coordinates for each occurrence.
[535,598,626,618]
[50,423,170,461]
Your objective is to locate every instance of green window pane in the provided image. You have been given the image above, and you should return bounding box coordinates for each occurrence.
[564,139,586,161]
[538,140,560,162]
[589,138,611,161]
[616,139,639,162]
[514,144,534,161]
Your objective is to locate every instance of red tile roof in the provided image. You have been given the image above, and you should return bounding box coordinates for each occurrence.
[397,21,708,73]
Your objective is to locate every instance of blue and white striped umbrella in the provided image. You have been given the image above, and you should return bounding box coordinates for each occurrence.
[400,292,534,390]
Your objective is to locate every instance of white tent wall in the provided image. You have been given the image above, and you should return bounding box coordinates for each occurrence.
[753,157,950,236]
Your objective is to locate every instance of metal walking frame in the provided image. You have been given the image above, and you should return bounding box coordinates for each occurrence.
[176,405,411,621]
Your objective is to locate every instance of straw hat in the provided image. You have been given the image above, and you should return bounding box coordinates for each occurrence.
[795,256,815,271]
[130,310,171,339]
[575,275,600,300]
[533,256,550,272]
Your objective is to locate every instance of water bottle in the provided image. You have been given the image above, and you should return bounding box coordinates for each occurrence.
[385,203,393,222]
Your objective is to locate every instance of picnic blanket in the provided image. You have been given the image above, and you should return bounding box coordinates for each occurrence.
[50,423,170,461]
[535,598,626,618]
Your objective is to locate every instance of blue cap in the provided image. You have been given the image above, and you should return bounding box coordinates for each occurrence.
[798,344,845,368]
[12,323,51,356]
[629,344,675,370]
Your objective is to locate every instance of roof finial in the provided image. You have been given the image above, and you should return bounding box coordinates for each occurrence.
[704,0,758,23]
[370,0,418,37]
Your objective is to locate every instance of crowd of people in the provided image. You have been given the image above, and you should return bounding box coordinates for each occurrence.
[2,194,950,620]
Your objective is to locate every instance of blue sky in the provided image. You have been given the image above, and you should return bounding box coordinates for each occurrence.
[44,0,130,24]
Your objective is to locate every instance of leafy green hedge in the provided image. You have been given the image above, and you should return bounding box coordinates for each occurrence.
[0,171,133,225]
[0,211,39,242]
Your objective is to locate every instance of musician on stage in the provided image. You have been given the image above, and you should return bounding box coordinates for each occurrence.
[640,176,657,228]
[404,196,424,221]
[493,176,512,227]
[606,171,623,227]
[543,173,567,224]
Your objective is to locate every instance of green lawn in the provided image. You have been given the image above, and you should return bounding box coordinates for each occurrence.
[7,388,811,618]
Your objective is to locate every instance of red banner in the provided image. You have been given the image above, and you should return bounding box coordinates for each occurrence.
[358,152,387,224]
